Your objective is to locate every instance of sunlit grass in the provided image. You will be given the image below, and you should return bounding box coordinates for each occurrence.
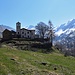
[0,47,75,75]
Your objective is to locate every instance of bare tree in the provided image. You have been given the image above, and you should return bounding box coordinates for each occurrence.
[48,20,54,47]
[35,22,49,41]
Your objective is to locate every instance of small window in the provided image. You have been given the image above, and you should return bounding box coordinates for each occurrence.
[18,32,19,34]
[27,32,29,34]
[25,33,26,35]
[12,33,14,35]
[22,32,24,34]
[22,36,24,38]
[28,35,29,38]
[31,32,33,35]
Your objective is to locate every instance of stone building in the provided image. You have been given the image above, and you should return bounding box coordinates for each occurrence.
[3,29,16,40]
[16,22,35,39]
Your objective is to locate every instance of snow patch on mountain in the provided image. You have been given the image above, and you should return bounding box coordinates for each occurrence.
[65,19,74,26]
[55,29,63,36]
[69,34,74,37]
[26,25,35,30]
[66,28,75,34]
[55,28,69,36]
[0,25,15,32]
[55,19,75,37]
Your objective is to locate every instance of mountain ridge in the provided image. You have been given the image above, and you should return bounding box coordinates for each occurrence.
[55,19,75,40]
[55,19,75,36]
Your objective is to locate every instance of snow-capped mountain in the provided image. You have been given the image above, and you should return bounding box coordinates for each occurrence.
[0,25,15,32]
[55,19,75,40]
[55,19,75,56]
[26,25,35,30]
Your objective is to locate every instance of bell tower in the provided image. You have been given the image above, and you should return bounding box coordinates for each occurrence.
[16,22,21,37]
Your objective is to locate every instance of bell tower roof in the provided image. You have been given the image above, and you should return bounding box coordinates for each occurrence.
[16,22,21,24]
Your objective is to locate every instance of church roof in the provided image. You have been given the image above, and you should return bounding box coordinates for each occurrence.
[21,28,27,30]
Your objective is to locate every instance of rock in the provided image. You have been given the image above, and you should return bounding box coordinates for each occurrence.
[10,58,15,61]
[54,67,57,70]
[21,70,25,74]
[41,62,47,66]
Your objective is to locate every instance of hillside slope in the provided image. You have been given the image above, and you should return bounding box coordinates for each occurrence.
[0,46,75,75]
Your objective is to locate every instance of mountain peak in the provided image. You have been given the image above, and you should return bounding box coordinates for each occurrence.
[26,25,35,30]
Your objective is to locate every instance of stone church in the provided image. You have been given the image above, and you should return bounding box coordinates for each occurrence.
[16,22,35,39]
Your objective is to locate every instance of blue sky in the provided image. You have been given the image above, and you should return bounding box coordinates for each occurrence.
[0,0,75,29]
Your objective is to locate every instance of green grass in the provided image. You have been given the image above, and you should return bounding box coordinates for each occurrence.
[0,46,75,75]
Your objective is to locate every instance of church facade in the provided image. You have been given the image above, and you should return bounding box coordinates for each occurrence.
[16,22,35,39]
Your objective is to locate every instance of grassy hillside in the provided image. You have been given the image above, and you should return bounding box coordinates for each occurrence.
[0,46,75,75]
